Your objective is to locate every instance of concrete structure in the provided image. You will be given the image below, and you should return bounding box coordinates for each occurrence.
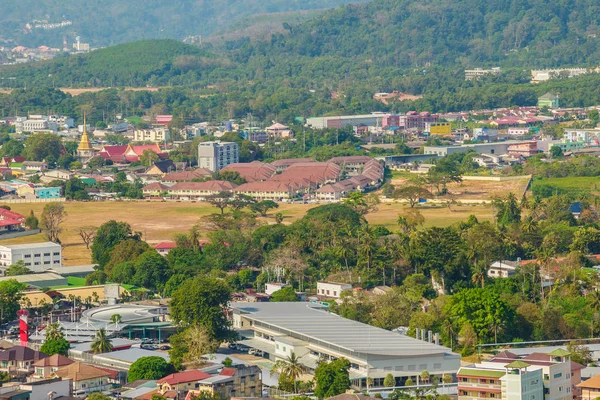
[458,362,543,400]
[426,122,452,135]
[0,242,62,272]
[264,283,289,296]
[531,68,588,83]
[52,361,111,395]
[185,364,262,399]
[19,378,72,400]
[316,282,352,298]
[465,67,501,80]
[306,113,389,130]
[538,93,560,109]
[197,141,239,171]
[0,272,67,288]
[231,302,460,388]
[424,141,537,157]
[488,261,518,278]
[133,128,169,143]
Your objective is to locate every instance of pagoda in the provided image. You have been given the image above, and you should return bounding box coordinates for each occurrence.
[76,114,95,163]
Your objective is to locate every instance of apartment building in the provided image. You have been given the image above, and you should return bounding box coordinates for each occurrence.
[458,361,543,400]
[316,282,352,298]
[133,128,169,143]
[465,67,502,80]
[197,141,239,171]
[0,242,62,273]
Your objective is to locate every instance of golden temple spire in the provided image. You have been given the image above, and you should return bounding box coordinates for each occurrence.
[77,112,93,152]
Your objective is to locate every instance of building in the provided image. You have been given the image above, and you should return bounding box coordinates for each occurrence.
[19,378,72,400]
[270,158,316,173]
[17,117,58,134]
[187,364,262,398]
[32,354,74,379]
[426,122,452,135]
[165,181,237,200]
[531,68,588,83]
[133,128,169,143]
[0,209,25,234]
[0,346,47,377]
[488,261,518,278]
[266,123,293,138]
[22,161,48,172]
[424,141,536,157]
[0,242,62,272]
[52,361,112,395]
[98,144,166,163]
[508,127,531,136]
[154,242,176,256]
[161,169,213,183]
[457,361,543,400]
[316,282,352,298]
[233,181,301,201]
[538,93,560,109]
[76,115,95,163]
[578,373,600,400]
[264,283,289,296]
[383,112,440,131]
[197,141,239,172]
[158,370,212,394]
[465,67,501,80]
[231,302,460,388]
[563,129,600,144]
[306,113,389,130]
[221,162,276,182]
[145,160,177,176]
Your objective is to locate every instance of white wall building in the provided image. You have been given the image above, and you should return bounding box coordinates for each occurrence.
[134,128,169,143]
[508,127,531,136]
[264,282,289,296]
[0,242,62,273]
[231,302,460,389]
[316,282,352,298]
[197,141,239,171]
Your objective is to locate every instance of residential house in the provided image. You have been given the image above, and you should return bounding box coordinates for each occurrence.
[488,261,518,278]
[569,202,583,219]
[189,364,262,398]
[142,182,169,198]
[161,169,212,183]
[166,181,237,201]
[266,123,293,138]
[22,162,48,172]
[32,354,74,379]
[145,160,177,176]
[316,282,352,299]
[578,373,600,400]
[157,370,212,394]
[154,242,177,256]
[133,128,169,143]
[329,156,373,174]
[0,346,47,377]
[270,158,315,173]
[51,361,112,395]
[0,209,25,234]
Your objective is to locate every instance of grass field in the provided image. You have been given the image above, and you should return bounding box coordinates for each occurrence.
[0,201,492,265]
[531,176,600,195]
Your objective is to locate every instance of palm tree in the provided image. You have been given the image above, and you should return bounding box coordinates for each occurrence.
[110,314,122,327]
[271,352,306,393]
[91,328,113,354]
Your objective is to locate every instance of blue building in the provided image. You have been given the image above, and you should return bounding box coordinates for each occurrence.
[34,187,61,199]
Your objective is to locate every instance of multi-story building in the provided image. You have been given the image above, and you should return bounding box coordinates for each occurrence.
[465,67,502,80]
[133,128,169,143]
[538,93,560,109]
[531,68,588,83]
[0,242,62,273]
[306,113,389,130]
[197,141,239,171]
[458,361,543,400]
[316,282,352,298]
[231,302,460,389]
[16,115,58,134]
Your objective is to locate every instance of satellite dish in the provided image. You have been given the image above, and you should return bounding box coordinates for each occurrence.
[54,305,60,310]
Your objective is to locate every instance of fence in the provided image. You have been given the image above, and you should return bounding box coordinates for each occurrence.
[0,229,40,241]
[0,197,66,204]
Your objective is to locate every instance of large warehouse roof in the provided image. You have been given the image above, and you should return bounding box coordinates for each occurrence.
[231,302,452,357]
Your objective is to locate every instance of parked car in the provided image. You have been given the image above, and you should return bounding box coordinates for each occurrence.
[160,345,170,351]
[249,349,263,357]
[236,345,249,353]
[228,343,238,350]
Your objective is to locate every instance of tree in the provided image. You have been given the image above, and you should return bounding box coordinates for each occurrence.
[40,322,70,356]
[393,186,432,207]
[206,191,232,214]
[250,200,279,217]
[91,220,139,267]
[85,271,107,285]
[86,394,112,400]
[24,133,62,161]
[343,192,380,215]
[24,210,39,230]
[132,250,171,292]
[384,373,395,387]
[105,239,150,277]
[140,149,160,167]
[40,202,66,243]
[5,260,32,276]
[110,314,122,325]
[0,279,26,323]
[314,358,350,399]
[170,276,234,342]
[404,378,414,386]
[1,140,23,157]
[128,356,174,382]
[169,325,219,368]
[550,145,563,158]
[397,208,425,234]
[567,343,593,365]
[270,287,298,302]
[90,328,113,354]
[272,352,307,393]
[78,226,97,249]
[275,212,284,224]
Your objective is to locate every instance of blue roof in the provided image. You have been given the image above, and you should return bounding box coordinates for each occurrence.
[569,202,583,213]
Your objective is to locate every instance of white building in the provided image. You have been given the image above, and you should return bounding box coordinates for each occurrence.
[0,242,62,273]
[264,282,289,296]
[464,67,501,80]
[197,141,239,171]
[316,282,352,298]
[134,128,169,143]
[531,68,588,83]
[508,127,531,136]
[18,118,58,134]
[458,362,544,400]
[231,302,460,389]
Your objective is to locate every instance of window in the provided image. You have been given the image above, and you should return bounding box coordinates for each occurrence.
[53,260,60,264]
[34,262,40,265]
[25,263,31,266]
[44,261,50,265]
[53,252,60,256]
[43,253,50,256]
[461,378,468,382]
[34,253,40,257]
[554,373,562,379]
[24,254,31,258]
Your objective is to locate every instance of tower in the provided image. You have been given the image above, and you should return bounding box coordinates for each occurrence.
[76,113,95,163]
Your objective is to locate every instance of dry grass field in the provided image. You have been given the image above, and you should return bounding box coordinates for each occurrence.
[0,201,492,265]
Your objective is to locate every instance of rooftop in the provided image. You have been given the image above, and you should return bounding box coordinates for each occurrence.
[457,368,505,379]
[231,302,454,357]
[0,242,61,250]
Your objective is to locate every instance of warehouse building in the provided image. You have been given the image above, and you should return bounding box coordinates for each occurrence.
[231,302,459,389]
[0,242,62,274]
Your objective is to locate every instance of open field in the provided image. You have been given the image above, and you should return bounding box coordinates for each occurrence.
[390,171,530,201]
[531,176,600,195]
[0,201,492,265]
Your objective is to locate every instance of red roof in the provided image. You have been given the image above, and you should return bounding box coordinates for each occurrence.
[96,366,119,379]
[169,181,236,191]
[220,368,236,376]
[154,242,176,250]
[143,182,169,191]
[221,162,276,182]
[0,219,23,227]
[0,209,25,222]
[100,145,129,156]
[158,370,212,385]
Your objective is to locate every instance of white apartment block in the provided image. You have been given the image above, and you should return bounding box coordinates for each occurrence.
[458,363,544,400]
[0,242,62,273]
[16,117,58,134]
[316,282,352,298]
[531,68,588,82]
[133,128,169,143]
[465,67,501,80]
[197,141,239,171]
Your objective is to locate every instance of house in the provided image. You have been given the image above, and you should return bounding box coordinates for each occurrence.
[221,162,276,182]
[233,181,301,201]
[51,361,112,395]
[0,209,25,234]
[41,170,73,181]
[22,162,48,172]
[142,182,169,198]
[154,242,176,256]
[316,282,352,299]
[264,282,289,296]
[266,123,293,138]
[538,93,560,109]
[166,181,237,201]
[145,160,177,176]
[315,183,350,201]
[329,156,373,174]
[569,202,583,219]
[0,346,47,377]
[488,261,518,278]
[189,364,262,398]
[162,169,213,183]
[270,158,315,172]
[157,370,212,394]
[32,354,74,379]
[578,373,600,400]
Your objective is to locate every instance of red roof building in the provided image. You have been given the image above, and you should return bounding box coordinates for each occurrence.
[167,180,237,200]
[99,144,166,163]
[221,162,276,182]
[162,169,213,183]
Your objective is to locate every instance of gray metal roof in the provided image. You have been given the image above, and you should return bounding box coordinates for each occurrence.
[231,302,453,357]
[95,348,170,363]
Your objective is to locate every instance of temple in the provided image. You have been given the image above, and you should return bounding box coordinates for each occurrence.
[76,114,95,163]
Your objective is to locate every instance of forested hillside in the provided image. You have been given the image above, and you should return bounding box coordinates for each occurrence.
[1,0,368,47]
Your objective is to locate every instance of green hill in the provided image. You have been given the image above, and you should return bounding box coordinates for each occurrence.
[1,0,368,48]
[0,40,221,87]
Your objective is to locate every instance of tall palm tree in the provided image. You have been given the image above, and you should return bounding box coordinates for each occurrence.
[271,352,306,393]
[110,314,122,327]
[91,328,113,354]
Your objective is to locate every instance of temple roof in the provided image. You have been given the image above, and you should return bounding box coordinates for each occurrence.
[77,114,93,152]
